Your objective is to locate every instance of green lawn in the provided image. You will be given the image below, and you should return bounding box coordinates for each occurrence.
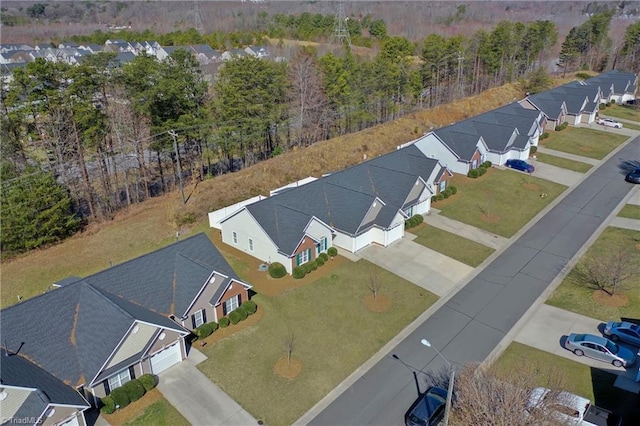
[493,342,640,425]
[437,169,567,238]
[541,127,628,159]
[618,204,640,220]
[621,121,640,131]
[198,259,437,426]
[124,400,189,426]
[546,227,640,321]
[533,152,593,173]
[601,104,640,122]
[411,223,495,267]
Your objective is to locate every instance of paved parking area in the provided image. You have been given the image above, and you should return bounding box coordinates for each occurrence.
[358,237,473,297]
[513,304,640,392]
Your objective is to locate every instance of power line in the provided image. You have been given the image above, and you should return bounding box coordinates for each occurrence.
[332,0,351,49]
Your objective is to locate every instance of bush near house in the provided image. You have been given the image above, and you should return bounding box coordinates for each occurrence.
[318,252,329,262]
[449,185,457,194]
[405,214,424,229]
[327,247,338,257]
[241,300,257,315]
[268,262,287,279]
[122,379,146,403]
[540,132,549,140]
[236,305,248,321]
[481,161,492,168]
[101,395,116,414]
[195,322,215,339]
[219,317,230,328]
[468,168,480,178]
[316,257,325,267]
[228,310,241,325]
[292,266,306,279]
[530,146,538,154]
[138,374,158,392]
[110,387,131,409]
[556,122,569,131]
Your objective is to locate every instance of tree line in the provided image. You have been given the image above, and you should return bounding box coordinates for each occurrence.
[1,12,638,256]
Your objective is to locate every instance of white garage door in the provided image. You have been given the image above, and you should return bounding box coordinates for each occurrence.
[150,342,182,374]
[60,416,80,426]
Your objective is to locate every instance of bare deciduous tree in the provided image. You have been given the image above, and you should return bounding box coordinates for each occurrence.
[284,331,294,366]
[576,248,640,296]
[364,269,382,300]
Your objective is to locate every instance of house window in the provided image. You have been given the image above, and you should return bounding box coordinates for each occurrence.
[224,295,240,314]
[248,238,254,252]
[193,309,205,328]
[232,232,238,244]
[107,368,131,391]
[315,237,328,255]
[439,181,447,193]
[297,249,310,266]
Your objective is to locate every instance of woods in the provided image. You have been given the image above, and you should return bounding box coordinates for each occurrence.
[1,11,638,256]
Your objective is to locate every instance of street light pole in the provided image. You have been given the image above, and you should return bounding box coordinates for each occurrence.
[421,339,454,426]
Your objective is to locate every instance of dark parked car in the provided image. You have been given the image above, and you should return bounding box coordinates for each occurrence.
[505,159,535,173]
[626,168,640,184]
[604,321,640,347]
[405,387,448,426]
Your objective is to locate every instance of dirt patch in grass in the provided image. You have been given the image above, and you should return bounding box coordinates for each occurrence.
[364,294,392,312]
[103,388,164,425]
[481,214,501,223]
[522,182,540,191]
[273,357,303,379]
[592,290,629,308]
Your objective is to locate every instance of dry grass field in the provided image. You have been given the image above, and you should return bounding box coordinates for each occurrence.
[1,78,574,308]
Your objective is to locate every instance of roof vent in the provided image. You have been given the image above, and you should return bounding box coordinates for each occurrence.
[133,325,139,334]
[159,332,166,341]
[0,391,7,401]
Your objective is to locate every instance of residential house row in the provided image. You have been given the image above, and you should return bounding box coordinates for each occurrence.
[0,233,252,426]
[212,70,637,270]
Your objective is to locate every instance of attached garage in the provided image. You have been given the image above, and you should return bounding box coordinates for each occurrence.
[150,342,182,374]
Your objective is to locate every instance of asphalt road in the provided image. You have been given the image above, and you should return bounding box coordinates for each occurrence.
[308,136,640,426]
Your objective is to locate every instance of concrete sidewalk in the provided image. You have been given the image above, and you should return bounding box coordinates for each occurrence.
[536,146,600,165]
[158,348,258,426]
[358,237,473,297]
[422,208,509,250]
[609,216,640,231]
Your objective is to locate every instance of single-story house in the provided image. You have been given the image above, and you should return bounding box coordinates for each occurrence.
[585,70,638,104]
[551,81,601,124]
[519,93,567,131]
[0,351,91,426]
[0,233,251,407]
[219,146,450,271]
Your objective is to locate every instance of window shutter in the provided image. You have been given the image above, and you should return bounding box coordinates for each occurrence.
[237,294,242,305]
[129,366,135,380]
[191,315,196,329]
[104,381,111,396]
[222,302,227,316]
[307,248,311,260]
[296,253,301,266]
[202,309,207,324]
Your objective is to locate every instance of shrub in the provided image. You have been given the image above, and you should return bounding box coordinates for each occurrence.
[478,166,487,176]
[109,387,130,409]
[599,103,607,110]
[442,189,451,199]
[100,396,116,414]
[219,317,230,328]
[268,262,287,279]
[449,185,457,195]
[316,257,325,267]
[138,374,157,392]
[228,310,241,325]
[575,72,591,80]
[236,306,248,321]
[209,321,219,332]
[195,323,214,339]
[431,195,437,203]
[556,122,568,131]
[436,193,445,201]
[530,146,538,154]
[481,161,492,168]
[318,252,329,262]
[327,247,338,257]
[310,261,318,271]
[293,266,306,279]
[467,169,480,178]
[540,132,549,140]
[412,214,423,224]
[122,379,145,403]
[241,300,257,315]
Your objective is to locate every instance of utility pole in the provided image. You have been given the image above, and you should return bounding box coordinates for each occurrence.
[456,51,465,99]
[332,0,351,49]
[169,130,186,204]
[193,1,204,35]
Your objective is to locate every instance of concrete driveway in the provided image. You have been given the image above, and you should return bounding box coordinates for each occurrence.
[513,304,640,392]
[358,237,473,297]
[528,160,585,187]
[158,349,257,426]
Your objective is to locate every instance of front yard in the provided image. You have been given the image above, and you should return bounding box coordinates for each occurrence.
[540,127,628,160]
[410,223,495,267]
[533,152,593,173]
[493,342,640,425]
[546,227,640,322]
[102,389,189,426]
[618,204,640,220]
[197,259,437,425]
[435,168,566,238]
[600,104,640,122]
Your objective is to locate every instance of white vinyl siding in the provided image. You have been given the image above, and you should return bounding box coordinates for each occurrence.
[248,238,254,252]
[232,231,238,244]
[108,368,131,391]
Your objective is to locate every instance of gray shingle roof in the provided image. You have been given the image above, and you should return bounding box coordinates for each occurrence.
[433,126,482,160]
[478,102,541,137]
[527,93,565,119]
[0,282,186,388]
[85,233,239,317]
[0,350,90,408]
[4,391,47,426]
[586,70,637,94]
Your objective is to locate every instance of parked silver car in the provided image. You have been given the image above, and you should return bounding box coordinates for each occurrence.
[596,118,623,128]
[565,333,636,367]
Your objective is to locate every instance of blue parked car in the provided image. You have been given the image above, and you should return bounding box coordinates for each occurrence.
[604,321,640,347]
[405,387,448,426]
[505,159,535,173]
